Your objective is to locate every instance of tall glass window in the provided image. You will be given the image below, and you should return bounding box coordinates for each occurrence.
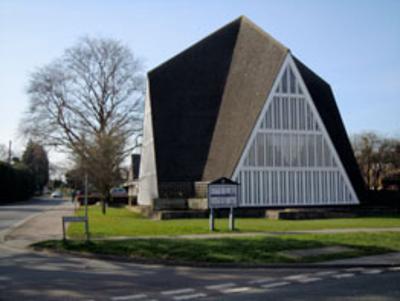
[238,63,355,207]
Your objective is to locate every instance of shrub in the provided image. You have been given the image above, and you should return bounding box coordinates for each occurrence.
[0,161,35,204]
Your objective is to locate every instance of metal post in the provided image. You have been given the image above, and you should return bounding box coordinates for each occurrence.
[7,140,12,164]
[229,206,235,231]
[84,173,90,241]
[62,218,66,241]
[209,208,215,231]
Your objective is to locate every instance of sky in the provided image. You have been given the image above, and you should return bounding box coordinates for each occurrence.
[0,0,399,167]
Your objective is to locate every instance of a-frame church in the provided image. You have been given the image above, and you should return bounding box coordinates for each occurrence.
[138,16,365,208]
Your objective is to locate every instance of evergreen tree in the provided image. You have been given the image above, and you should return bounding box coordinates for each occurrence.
[22,140,49,192]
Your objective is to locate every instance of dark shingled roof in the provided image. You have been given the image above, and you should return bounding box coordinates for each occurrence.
[202,17,288,180]
[293,57,366,200]
[148,16,365,201]
[148,18,241,182]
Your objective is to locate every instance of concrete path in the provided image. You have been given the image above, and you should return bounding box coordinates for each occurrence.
[2,198,74,248]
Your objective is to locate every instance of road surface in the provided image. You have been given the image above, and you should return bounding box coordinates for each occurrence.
[0,198,64,232]
[0,198,399,301]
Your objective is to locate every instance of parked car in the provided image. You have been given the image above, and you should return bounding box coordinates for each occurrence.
[51,190,63,198]
[110,187,128,198]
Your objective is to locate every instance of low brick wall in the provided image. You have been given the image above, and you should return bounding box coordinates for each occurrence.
[187,198,208,210]
[194,182,209,198]
[266,209,355,220]
[153,198,188,211]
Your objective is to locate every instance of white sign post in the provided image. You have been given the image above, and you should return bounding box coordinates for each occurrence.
[208,177,239,231]
[62,173,90,241]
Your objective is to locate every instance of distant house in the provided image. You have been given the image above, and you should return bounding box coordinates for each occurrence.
[138,16,365,208]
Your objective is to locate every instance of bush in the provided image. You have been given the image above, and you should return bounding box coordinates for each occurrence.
[76,195,129,206]
[365,189,400,208]
[0,161,35,204]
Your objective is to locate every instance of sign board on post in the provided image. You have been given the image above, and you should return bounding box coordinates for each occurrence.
[62,216,88,241]
[207,177,239,231]
[62,173,90,242]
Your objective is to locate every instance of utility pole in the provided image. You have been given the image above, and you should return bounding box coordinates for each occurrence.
[7,140,12,164]
[84,173,90,242]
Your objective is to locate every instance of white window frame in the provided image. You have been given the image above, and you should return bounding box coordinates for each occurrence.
[232,53,359,206]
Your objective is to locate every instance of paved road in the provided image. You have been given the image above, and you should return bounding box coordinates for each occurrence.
[0,198,400,301]
[0,197,64,233]
[1,246,399,301]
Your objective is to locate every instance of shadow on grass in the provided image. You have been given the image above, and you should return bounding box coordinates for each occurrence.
[34,234,395,265]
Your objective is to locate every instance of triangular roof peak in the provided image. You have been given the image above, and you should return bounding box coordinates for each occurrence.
[147,16,289,183]
[237,15,289,52]
[149,16,289,75]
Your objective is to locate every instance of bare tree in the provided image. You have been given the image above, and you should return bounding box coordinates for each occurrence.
[352,132,400,190]
[21,37,144,213]
[0,144,8,162]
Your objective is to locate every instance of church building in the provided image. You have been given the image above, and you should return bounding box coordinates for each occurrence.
[138,16,365,208]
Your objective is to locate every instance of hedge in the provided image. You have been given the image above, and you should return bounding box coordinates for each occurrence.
[0,161,35,204]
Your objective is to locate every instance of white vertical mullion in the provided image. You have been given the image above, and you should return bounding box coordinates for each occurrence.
[279,96,283,130]
[268,171,272,205]
[336,171,340,204]
[294,170,298,205]
[241,172,244,206]
[285,171,289,206]
[252,171,255,206]
[289,56,359,204]
[317,171,321,205]
[289,133,292,168]
[277,170,281,205]
[288,97,292,130]
[310,170,314,204]
[260,171,264,205]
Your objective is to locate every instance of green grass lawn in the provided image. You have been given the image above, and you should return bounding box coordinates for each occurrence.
[35,232,400,265]
[67,206,400,239]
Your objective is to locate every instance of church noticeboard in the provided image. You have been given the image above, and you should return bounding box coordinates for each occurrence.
[207,177,239,209]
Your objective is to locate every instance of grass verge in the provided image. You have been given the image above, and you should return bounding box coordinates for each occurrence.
[34,232,400,265]
[68,206,400,238]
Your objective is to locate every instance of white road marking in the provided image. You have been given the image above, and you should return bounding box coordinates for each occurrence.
[261,281,290,289]
[296,277,322,283]
[111,294,147,300]
[248,277,276,284]
[173,293,207,300]
[162,288,195,296]
[284,274,309,280]
[222,287,251,294]
[332,273,355,279]
[206,283,236,290]
[344,267,365,272]
[362,269,382,274]
[388,266,400,271]
[314,271,338,276]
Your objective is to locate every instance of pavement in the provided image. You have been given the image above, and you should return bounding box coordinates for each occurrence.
[1,197,74,248]
[1,198,400,300]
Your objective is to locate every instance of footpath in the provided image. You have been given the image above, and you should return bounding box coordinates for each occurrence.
[3,203,400,267]
[2,201,74,248]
